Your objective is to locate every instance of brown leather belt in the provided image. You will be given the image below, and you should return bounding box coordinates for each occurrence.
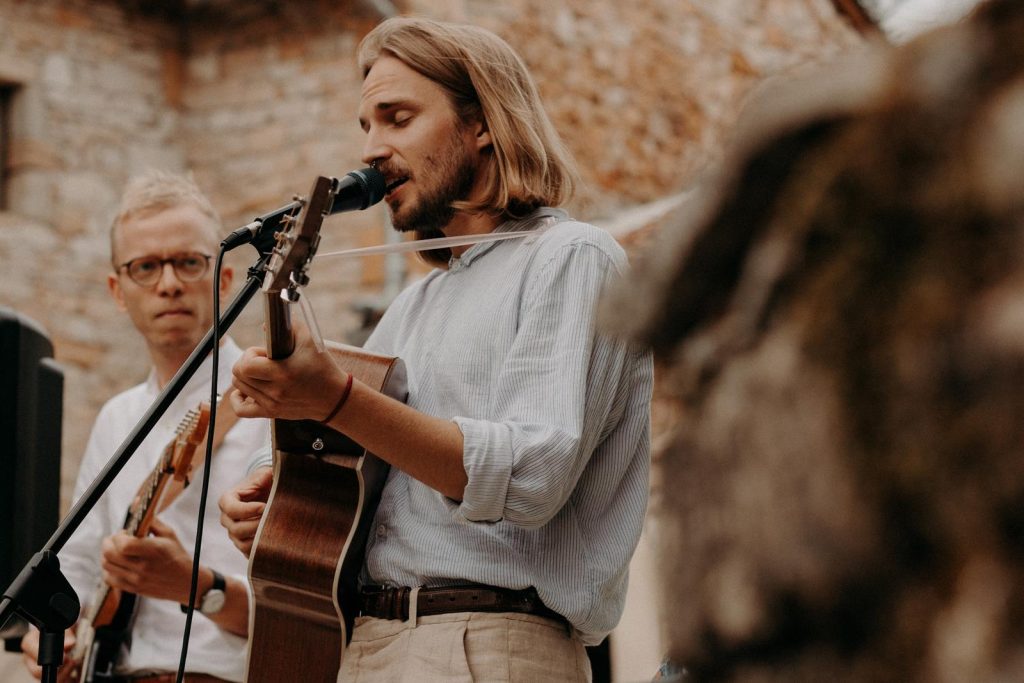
[126,674,232,683]
[359,584,568,628]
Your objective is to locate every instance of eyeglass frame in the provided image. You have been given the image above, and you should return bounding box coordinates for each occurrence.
[116,252,214,287]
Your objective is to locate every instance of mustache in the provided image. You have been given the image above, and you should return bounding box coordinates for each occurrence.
[374,162,410,181]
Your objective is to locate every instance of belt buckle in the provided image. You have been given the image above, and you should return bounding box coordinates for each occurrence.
[358,584,390,619]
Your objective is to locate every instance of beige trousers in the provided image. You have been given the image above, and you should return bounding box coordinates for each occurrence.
[338,612,592,683]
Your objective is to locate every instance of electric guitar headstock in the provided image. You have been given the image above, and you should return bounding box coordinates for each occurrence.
[165,401,211,486]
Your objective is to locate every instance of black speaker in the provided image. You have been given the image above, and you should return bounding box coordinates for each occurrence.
[0,306,63,642]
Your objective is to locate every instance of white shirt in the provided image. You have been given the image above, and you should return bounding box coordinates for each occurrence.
[60,338,269,681]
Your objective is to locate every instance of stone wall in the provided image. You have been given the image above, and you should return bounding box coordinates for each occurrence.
[0,0,860,511]
[0,0,184,505]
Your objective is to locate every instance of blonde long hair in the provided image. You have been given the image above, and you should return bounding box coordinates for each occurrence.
[357,17,579,222]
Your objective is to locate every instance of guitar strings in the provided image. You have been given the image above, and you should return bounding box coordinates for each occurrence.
[315,229,536,260]
[295,230,540,353]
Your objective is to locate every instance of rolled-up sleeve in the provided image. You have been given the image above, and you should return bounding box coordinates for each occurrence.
[455,239,630,527]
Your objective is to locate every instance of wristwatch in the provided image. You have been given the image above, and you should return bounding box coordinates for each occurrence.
[181,569,226,615]
[200,569,227,615]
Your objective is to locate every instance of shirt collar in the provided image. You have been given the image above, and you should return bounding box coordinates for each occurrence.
[447,207,567,270]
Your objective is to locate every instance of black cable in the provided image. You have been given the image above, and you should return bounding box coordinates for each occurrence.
[175,245,228,683]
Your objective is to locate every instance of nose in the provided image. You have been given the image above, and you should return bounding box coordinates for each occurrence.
[154,261,184,295]
[361,127,392,168]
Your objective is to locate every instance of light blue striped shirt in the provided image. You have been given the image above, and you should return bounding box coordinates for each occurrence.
[360,208,653,644]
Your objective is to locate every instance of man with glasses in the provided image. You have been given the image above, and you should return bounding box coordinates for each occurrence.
[20,171,267,683]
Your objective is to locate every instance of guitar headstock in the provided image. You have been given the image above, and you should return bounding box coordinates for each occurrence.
[169,402,211,483]
[262,175,337,300]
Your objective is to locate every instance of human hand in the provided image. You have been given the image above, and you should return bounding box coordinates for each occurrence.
[20,625,78,682]
[99,519,194,603]
[219,466,274,557]
[230,322,349,423]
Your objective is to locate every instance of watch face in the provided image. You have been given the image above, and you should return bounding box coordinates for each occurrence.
[201,589,226,615]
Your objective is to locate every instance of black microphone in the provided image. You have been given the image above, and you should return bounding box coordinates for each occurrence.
[330,167,386,214]
[221,167,387,251]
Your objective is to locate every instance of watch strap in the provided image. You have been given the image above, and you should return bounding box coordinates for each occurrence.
[180,568,226,613]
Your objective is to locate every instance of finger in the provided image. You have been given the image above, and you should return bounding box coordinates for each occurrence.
[22,652,42,679]
[223,498,266,520]
[292,320,314,350]
[228,518,262,542]
[222,504,263,531]
[247,345,269,360]
[228,386,250,412]
[234,351,279,383]
[240,467,274,501]
[101,533,125,559]
[103,564,143,593]
[219,507,236,531]
[231,366,270,397]
[106,532,148,559]
[253,465,274,487]
[235,345,269,364]
[21,627,39,658]
[101,534,148,577]
[231,390,269,418]
[232,533,256,557]
[101,549,138,577]
[220,468,273,511]
[232,366,282,405]
[148,517,179,541]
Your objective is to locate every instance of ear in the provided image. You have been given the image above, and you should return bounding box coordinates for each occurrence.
[108,271,128,312]
[472,118,492,152]
[218,264,234,297]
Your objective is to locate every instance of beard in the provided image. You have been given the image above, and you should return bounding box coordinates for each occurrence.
[389,137,478,236]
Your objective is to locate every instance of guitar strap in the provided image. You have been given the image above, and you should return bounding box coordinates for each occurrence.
[157,390,240,513]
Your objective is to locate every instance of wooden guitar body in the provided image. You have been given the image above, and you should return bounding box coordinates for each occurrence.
[245,342,406,683]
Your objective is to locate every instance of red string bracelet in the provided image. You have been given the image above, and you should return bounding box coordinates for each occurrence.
[322,372,354,424]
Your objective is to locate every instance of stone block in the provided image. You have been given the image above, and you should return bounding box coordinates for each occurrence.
[6,137,63,171]
[0,52,38,83]
[6,170,56,224]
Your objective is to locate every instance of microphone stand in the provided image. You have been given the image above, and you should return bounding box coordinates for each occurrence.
[0,197,303,682]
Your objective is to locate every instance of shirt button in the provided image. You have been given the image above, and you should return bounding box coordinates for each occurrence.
[376,524,386,537]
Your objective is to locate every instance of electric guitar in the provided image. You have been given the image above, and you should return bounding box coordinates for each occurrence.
[244,174,407,683]
[70,403,211,682]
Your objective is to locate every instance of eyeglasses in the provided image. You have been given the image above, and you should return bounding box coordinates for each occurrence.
[117,252,212,287]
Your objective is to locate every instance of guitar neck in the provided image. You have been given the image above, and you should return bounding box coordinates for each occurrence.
[125,445,174,536]
[81,406,208,621]
[78,444,178,624]
[264,294,295,361]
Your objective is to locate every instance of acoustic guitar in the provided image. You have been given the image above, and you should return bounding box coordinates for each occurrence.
[70,403,211,682]
[244,174,407,683]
